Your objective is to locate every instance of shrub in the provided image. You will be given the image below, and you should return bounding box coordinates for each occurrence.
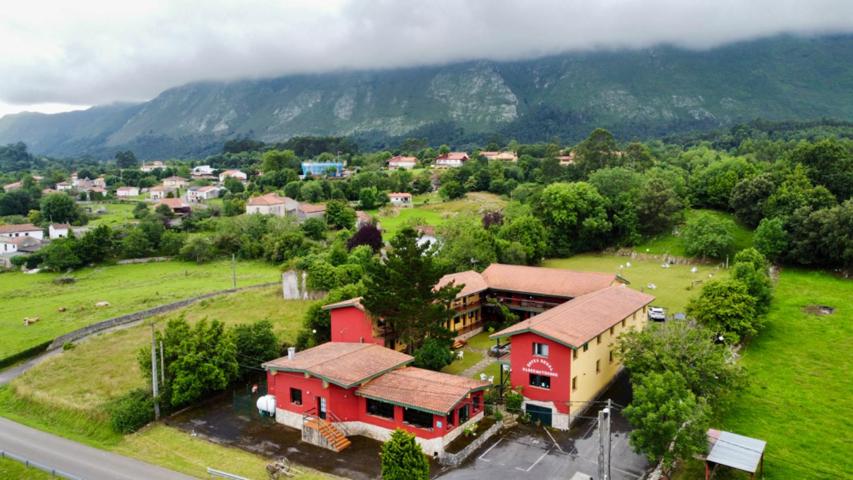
[380,429,429,480]
[505,387,523,413]
[107,388,154,434]
[412,337,454,371]
[682,212,735,258]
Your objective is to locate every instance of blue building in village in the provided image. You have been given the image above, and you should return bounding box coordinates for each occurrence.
[301,161,344,177]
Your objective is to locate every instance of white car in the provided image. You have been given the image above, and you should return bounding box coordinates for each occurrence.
[648,307,666,321]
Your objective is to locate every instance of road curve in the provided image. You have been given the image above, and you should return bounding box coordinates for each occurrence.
[0,417,195,480]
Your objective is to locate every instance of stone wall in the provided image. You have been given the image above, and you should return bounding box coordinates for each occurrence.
[47,281,278,350]
[438,419,503,466]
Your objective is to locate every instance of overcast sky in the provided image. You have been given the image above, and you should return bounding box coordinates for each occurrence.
[2,0,853,118]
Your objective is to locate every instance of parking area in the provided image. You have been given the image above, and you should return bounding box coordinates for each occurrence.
[436,377,649,480]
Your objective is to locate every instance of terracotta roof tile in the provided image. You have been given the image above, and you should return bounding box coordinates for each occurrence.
[357,367,490,415]
[247,192,287,206]
[436,271,488,298]
[0,223,41,234]
[298,203,326,214]
[491,285,654,348]
[481,263,619,298]
[263,342,412,388]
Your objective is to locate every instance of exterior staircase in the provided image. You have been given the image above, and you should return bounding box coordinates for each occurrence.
[302,414,351,452]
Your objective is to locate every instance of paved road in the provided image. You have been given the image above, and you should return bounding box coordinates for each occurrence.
[0,417,195,480]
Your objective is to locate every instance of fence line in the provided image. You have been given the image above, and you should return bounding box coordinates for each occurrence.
[47,281,279,351]
[0,450,84,480]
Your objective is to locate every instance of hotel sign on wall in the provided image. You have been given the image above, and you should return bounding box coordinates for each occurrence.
[522,358,558,377]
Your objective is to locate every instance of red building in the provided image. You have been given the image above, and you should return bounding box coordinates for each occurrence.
[491,285,654,429]
[262,342,489,455]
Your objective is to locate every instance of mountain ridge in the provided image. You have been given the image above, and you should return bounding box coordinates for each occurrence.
[2,34,852,159]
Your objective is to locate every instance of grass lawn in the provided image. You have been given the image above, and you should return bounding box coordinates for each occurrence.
[442,349,485,375]
[0,457,53,480]
[84,201,138,227]
[543,253,729,314]
[0,286,323,478]
[10,286,309,413]
[0,260,281,359]
[369,192,507,237]
[675,269,853,479]
[114,425,329,479]
[634,208,754,258]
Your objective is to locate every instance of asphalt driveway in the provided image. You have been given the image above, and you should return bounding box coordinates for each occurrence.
[436,377,649,480]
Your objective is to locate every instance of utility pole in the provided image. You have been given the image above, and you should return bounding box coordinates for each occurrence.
[151,325,160,420]
[231,253,237,289]
[159,340,165,385]
[597,399,612,480]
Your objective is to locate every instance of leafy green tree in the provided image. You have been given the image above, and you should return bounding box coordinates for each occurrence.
[636,175,686,236]
[691,156,756,209]
[139,318,239,409]
[77,225,117,264]
[231,320,280,379]
[439,179,465,200]
[0,189,38,216]
[261,149,299,173]
[359,187,381,210]
[576,128,619,173]
[121,228,153,258]
[731,258,773,315]
[380,429,430,480]
[284,181,302,199]
[623,371,710,474]
[789,138,853,200]
[624,142,654,170]
[40,193,80,224]
[158,231,186,256]
[133,202,149,219]
[536,182,611,255]
[179,236,216,263]
[436,217,497,272]
[41,237,82,271]
[753,217,788,262]
[300,182,324,202]
[617,320,742,403]
[107,389,153,434]
[764,164,836,219]
[263,229,308,263]
[729,174,775,227]
[496,215,548,265]
[115,150,138,169]
[786,199,853,268]
[154,203,174,220]
[362,228,460,350]
[325,200,356,230]
[682,212,734,258]
[223,176,245,194]
[301,217,327,240]
[412,337,454,371]
[686,279,759,342]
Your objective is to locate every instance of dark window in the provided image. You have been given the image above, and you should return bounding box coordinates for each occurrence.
[572,376,577,390]
[472,395,481,412]
[532,342,549,357]
[403,408,433,429]
[573,349,578,360]
[583,343,589,352]
[596,359,601,374]
[366,398,395,419]
[610,326,615,335]
[609,351,614,363]
[458,404,470,424]
[290,388,302,405]
[529,374,551,389]
[596,335,601,344]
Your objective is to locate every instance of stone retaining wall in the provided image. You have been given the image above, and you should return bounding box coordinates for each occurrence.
[47,281,278,350]
[438,420,503,466]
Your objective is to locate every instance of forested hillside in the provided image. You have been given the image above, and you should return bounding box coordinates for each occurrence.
[1,34,853,159]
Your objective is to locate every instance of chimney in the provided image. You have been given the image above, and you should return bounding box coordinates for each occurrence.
[287,347,296,360]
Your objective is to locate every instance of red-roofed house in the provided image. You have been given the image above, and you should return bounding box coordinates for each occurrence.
[388,192,412,208]
[157,198,191,214]
[297,203,326,221]
[262,342,489,455]
[219,169,248,183]
[246,192,297,216]
[0,223,44,241]
[480,151,518,162]
[435,152,469,168]
[388,155,417,170]
[491,286,654,429]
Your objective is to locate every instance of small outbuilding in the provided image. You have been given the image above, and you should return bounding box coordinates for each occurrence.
[704,429,766,480]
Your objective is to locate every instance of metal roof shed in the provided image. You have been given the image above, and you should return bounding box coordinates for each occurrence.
[705,429,766,479]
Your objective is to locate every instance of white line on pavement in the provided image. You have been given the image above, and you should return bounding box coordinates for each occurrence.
[478,437,504,462]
